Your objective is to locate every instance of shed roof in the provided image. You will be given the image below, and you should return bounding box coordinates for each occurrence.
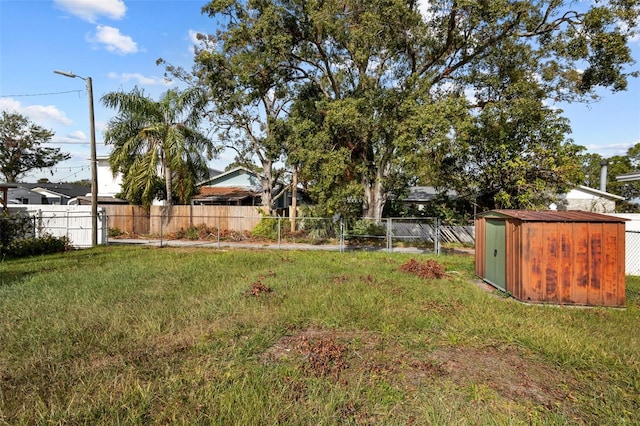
[478,209,628,223]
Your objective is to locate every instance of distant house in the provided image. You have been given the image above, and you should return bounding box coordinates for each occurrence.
[192,167,270,207]
[402,186,458,211]
[400,184,623,215]
[96,155,123,198]
[7,182,90,205]
[192,167,296,211]
[616,171,640,183]
[553,185,624,213]
[0,183,17,211]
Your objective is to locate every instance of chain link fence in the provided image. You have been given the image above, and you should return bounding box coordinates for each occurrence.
[626,231,640,302]
[106,214,477,254]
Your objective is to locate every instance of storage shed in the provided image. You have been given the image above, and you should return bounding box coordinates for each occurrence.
[475,210,627,307]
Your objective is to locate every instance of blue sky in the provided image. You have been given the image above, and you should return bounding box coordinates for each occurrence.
[1,0,639,184]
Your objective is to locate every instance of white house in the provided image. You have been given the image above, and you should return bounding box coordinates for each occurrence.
[96,155,123,197]
[553,185,624,213]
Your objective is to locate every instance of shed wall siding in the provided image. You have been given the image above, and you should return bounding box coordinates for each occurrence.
[475,217,486,278]
[476,212,626,307]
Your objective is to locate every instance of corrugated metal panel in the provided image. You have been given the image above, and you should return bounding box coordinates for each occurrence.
[476,212,626,307]
[478,209,628,223]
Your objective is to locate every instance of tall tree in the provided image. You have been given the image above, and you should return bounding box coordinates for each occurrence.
[101,87,214,207]
[193,0,638,220]
[161,3,296,215]
[0,111,70,182]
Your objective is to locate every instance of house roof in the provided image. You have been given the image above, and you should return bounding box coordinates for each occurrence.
[403,186,458,202]
[16,182,90,198]
[198,166,257,187]
[192,186,258,202]
[74,195,129,205]
[616,171,640,182]
[478,209,628,223]
[571,185,625,201]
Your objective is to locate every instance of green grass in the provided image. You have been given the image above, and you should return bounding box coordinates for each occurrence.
[0,246,639,425]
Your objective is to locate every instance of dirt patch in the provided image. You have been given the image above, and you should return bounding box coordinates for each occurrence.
[399,259,447,279]
[428,345,572,407]
[261,328,575,409]
[244,280,273,296]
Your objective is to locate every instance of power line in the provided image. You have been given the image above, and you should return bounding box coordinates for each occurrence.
[47,141,107,145]
[0,90,84,98]
[50,165,87,170]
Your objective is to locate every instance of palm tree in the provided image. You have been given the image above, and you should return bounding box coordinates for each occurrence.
[102,87,214,206]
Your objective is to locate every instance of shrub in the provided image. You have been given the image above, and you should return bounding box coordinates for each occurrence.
[184,226,200,240]
[0,212,35,256]
[108,227,123,238]
[4,234,71,258]
[252,217,282,240]
[346,219,385,242]
[179,224,217,240]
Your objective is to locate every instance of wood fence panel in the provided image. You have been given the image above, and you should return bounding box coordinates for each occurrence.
[148,205,261,234]
[104,205,150,235]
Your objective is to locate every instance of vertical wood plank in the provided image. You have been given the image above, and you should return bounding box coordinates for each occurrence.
[602,223,618,306]
[524,223,544,302]
[544,222,559,303]
[573,222,589,305]
[588,223,604,306]
[559,222,574,304]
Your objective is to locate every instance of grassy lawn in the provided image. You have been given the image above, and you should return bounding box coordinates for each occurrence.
[1,246,639,425]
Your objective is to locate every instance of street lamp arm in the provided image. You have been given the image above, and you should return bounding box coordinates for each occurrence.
[53,70,86,81]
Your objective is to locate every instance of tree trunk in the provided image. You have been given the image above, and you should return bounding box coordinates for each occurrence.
[259,158,274,215]
[164,160,173,206]
[290,166,298,233]
[362,166,388,222]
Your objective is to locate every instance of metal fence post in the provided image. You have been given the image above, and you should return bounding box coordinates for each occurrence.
[435,217,441,255]
[339,219,344,253]
[386,218,392,252]
[278,216,282,250]
[36,209,42,238]
[217,216,221,248]
[159,212,163,248]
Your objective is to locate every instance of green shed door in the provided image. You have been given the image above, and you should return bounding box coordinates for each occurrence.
[485,219,506,291]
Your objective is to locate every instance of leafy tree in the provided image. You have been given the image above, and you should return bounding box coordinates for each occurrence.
[101,87,215,207]
[0,111,70,182]
[160,4,295,214]
[191,0,637,220]
[424,73,586,210]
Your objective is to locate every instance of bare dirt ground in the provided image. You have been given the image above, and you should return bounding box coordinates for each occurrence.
[260,327,580,422]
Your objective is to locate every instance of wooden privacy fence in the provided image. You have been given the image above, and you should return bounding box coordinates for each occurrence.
[104,205,262,235]
[104,205,150,235]
[150,205,262,234]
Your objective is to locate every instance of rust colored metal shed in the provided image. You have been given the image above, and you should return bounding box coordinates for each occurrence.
[475,210,627,307]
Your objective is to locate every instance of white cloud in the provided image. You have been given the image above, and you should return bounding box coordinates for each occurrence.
[584,141,639,157]
[66,130,87,141]
[54,0,126,23]
[90,25,138,54]
[0,98,73,126]
[189,30,201,45]
[107,72,174,86]
[188,30,217,54]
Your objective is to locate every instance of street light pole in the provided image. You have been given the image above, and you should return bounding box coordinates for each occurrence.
[54,70,98,247]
